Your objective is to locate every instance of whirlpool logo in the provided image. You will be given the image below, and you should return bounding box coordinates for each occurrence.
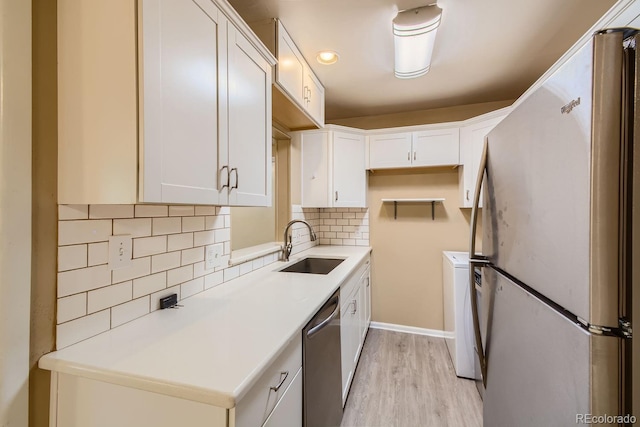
[561,97,581,114]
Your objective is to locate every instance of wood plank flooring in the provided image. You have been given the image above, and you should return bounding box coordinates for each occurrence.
[341,329,482,427]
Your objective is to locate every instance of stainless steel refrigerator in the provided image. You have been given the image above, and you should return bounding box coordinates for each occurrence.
[469,29,638,426]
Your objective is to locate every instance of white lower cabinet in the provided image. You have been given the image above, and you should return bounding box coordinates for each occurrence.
[233,337,301,427]
[54,373,227,427]
[50,337,302,427]
[262,368,303,427]
[340,257,371,406]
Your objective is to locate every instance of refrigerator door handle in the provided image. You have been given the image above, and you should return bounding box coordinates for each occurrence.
[469,138,487,262]
[469,138,489,387]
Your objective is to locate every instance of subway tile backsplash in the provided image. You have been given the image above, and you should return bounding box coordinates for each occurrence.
[56,204,370,349]
[56,204,280,349]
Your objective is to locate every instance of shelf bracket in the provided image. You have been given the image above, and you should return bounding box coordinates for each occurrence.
[394,201,398,220]
[431,201,435,220]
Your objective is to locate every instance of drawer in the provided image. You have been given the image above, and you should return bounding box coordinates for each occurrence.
[340,256,370,309]
[233,336,302,427]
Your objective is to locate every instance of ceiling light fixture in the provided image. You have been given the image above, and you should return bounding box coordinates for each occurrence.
[393,4,442,79]
[316,50,339,65]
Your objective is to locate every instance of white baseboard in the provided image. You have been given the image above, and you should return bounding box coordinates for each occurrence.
[369,321,450,339]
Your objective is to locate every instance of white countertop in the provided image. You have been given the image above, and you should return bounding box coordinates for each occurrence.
[39,246,371,409]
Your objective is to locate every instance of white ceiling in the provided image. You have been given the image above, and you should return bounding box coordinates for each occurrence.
[227,0,616,120]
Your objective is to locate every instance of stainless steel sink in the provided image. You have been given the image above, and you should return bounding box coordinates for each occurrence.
[279,257,345,275]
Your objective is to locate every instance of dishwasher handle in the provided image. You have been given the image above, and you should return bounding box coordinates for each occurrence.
[306,296,340,338]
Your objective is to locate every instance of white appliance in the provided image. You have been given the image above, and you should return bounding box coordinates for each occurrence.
[442,251,477,380]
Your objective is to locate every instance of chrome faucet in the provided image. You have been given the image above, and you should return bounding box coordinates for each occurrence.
[282,220,317,261]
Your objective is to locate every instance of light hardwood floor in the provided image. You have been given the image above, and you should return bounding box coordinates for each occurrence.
[341,329,482,427]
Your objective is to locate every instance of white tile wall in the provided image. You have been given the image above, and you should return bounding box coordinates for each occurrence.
[316,208,369,247]
[58,245,87,272]
[286,205,370,252]
[56,204,283,349]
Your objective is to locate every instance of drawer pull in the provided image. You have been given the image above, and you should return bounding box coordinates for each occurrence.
[270,371,289,392]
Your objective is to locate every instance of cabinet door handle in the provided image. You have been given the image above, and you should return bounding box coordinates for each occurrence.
[351,299,357,314]
[413,151,416,161]
[407,151,410,161]
[366,277,370,287]
[304,86,309,101]
[270,371,289,392]
[230,168,238,190]
[220,165,229,189]
[335,191,338,202]
[466,190,470,201]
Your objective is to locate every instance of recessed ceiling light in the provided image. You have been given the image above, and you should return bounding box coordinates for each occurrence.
[316,50,339,65]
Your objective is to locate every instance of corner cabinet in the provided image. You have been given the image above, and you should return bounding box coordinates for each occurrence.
[340,256,371,406]
[368,126,460,170]
[58,0,275,206]
[292,126,367,208]
[458,109,510,208]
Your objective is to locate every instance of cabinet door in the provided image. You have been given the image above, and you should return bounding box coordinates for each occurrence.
[459,125,475,208]
[353,285,364,365]
[340,301,354,406]
[460,115,506,208]
[276,21,305,106]
[301,132,330,207]
[333,132,366,207]
[368,133,412,169]
[262,368,302,427]
[227,25,273,206]
[412,128,460,167]
[139,0,226,204]
[340,286,362,406]
[362,270,371,341]
[303,65,325,126]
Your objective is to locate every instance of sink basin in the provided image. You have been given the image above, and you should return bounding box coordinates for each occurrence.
[279,257,345,275]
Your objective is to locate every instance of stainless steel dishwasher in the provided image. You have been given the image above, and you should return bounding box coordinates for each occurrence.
[302,288,343,427]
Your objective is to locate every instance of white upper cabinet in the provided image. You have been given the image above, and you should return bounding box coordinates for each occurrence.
[140,0,226,205]
[275,22,305,106]
[368,126,459,170]
[459,109,510,208]
[57,0,276,206]
[333,132,366,207]
[368,133,413,168]
[412,128,460,167]
[251,19,325,130]
[303,64,325,126]
[227,25,273,207]
[294,126,367,208]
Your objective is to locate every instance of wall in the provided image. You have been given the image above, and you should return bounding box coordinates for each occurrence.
[368,168,481,331]
[230,164,276,251]
[30,0,57,425]
[0,0,32,425]
[330,100,513,130]
[56,204,285,349]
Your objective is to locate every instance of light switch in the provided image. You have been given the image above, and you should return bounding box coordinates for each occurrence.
[109,235,132,270]
[205,244,224,270]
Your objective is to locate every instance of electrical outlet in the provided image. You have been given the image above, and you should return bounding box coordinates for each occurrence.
[205,244,224,270]
[109,235,132,270]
